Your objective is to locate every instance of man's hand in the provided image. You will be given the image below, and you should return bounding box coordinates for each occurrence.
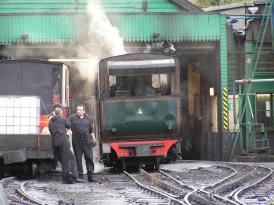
[91,133,97,147]
[67,129,72,137]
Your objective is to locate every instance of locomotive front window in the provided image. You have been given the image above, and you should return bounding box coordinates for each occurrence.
[109,74,171,98]
[152,74,170,95]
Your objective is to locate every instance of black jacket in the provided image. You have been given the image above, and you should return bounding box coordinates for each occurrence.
[49,115,71,146]
[68,114,93,137]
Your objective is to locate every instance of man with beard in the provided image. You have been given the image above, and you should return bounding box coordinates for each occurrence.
[68,104,96,182]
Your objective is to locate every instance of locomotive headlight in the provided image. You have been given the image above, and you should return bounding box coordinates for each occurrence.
[164,114,176,131]
[165,120,175,131]
[137,108,143,115]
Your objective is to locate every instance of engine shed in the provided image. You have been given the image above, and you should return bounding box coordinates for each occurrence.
[0,0,229,161]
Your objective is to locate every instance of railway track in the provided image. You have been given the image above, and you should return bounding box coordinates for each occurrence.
[125,163,274,204]
[0,177,37,205]
[1,162,274,205]
[234,165,274,204]
[211,164,255,197]
[159,169,237,205]
[123,167,236,204]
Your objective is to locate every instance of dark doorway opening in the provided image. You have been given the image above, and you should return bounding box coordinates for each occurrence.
[177,44,220,160]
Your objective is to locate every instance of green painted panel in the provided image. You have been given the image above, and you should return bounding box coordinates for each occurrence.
[253,72,274,92]
[243,41,274,91]
[219,15,228,132]
[245,41,254,79]
[220,15,228,91]
[252,82,274,92]
[104,98,178,137]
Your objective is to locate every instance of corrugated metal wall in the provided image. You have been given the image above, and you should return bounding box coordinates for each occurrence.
[108,13,223,42]
[0,13,226,43]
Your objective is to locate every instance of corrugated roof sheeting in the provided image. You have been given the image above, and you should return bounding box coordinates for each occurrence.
[0,13,225,44]
[0,0,86,13]
[108,13,222,42]
[0,0,183,13]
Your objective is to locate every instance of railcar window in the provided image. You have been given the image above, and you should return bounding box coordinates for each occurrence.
[52,68,62,104]
[63,65,70,106]
[109,74,171,98]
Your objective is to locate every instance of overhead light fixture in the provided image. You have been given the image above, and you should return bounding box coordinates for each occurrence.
[152,32,160,40]
[209,87,215,96]
[248,7,258,14]
[20,33,29,42]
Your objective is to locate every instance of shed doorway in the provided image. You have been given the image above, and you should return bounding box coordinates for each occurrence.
[178,45,221,160]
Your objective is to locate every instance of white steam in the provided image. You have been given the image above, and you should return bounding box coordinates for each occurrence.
[87,0,126,55]
[75,0,126,84]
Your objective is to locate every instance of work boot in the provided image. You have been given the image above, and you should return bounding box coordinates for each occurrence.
[88,176,97,182]
[63,173,74,184]
[74,178,85,183]
[63,178,74,184]
[78,174,84,179]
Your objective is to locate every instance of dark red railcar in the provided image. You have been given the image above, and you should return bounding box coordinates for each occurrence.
[0,60,69,177]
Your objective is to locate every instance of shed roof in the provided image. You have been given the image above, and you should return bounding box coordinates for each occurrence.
[0,13,226,44]
[0,0,224,44]
[0,0,202,13]
[171,0,203,12]
[204,2,253,12]
[203,0,268,12]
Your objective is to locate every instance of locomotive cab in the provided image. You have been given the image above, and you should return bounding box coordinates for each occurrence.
[98,53,181,170]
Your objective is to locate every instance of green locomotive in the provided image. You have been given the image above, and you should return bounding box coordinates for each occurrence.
[98,53,181,170]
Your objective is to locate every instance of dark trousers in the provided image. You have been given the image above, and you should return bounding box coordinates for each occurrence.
[72,134,94,177]
[53,138,78,180]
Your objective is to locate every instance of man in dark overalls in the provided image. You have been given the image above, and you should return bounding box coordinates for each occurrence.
[49,105,84,184]
[68,104,96,182]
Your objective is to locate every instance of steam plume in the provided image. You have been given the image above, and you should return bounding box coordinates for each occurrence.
[72,0,126,95]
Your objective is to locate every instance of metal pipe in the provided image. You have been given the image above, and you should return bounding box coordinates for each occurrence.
[247,95,254,120]
[228,16,263,19]
[228,14,267,16]
[233,81,237,125]
[235,78,274,84]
